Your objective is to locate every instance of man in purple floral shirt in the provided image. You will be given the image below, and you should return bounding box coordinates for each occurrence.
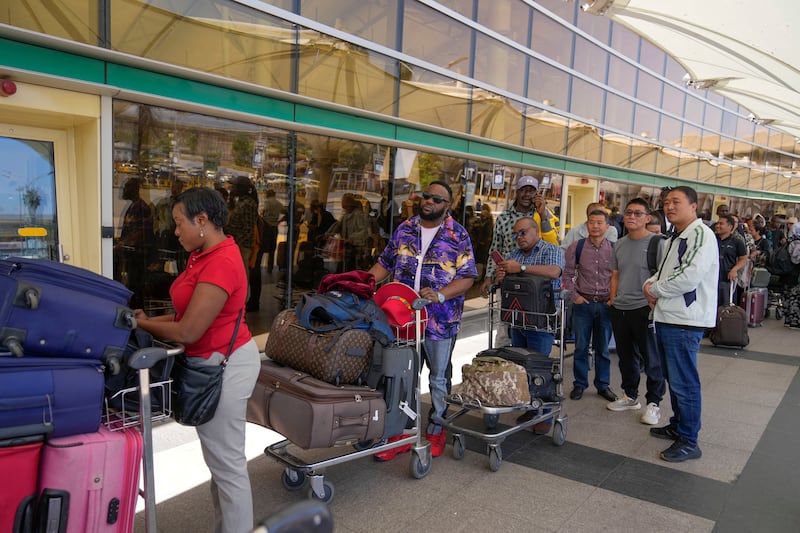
[369,180,477,459]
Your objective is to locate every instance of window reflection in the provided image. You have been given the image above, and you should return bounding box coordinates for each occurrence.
[0,137,57,259]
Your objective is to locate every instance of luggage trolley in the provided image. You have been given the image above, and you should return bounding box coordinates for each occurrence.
[443,287,568,472]
[265,298,433,503]
[104,340,183,533]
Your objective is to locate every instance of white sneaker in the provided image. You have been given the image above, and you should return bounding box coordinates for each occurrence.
[606,395,641,411]
[640,403,661,425]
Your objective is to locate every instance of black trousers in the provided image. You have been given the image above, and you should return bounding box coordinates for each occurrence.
[609,305,665,406]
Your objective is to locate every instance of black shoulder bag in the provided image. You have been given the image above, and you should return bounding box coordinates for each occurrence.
[171,309,244,426]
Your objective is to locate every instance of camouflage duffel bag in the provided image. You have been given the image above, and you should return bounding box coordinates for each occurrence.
[459,356,531,407]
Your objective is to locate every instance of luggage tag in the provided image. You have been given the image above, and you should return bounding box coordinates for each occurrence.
[398,401,417,420]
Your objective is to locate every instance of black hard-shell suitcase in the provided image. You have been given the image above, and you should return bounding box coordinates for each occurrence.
[478,346,560,402]
[366,345,417,439]
[0,258,135,366]
[500,274,555,329]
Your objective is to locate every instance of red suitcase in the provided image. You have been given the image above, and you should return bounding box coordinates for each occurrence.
[37,425,143,533]
[742,287,767,327]
[0,435,44,533]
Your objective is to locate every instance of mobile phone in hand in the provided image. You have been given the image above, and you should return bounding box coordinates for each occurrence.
[491,251,504,264]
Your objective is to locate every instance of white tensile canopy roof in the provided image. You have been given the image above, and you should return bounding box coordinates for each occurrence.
[590,0,800,139]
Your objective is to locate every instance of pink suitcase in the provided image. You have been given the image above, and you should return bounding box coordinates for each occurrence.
[38,425,143,533]
[743,287,767,327]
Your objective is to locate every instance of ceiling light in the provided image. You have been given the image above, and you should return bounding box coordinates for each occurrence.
[580,0,614,15]
[747,113,776,126]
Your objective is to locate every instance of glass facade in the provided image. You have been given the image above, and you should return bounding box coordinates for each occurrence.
[3,0,800,308]
[4,0,797,193]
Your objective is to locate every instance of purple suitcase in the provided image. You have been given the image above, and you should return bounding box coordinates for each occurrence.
[743,287,767,327]
[0,356,105,438]
[0,258,135,366]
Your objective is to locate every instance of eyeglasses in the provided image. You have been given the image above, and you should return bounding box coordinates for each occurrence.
[623,210,648,217]
[421,192,449,204]
[512,227,533,239]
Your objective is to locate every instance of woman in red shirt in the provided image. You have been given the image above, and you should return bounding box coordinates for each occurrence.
[134,187,260,533]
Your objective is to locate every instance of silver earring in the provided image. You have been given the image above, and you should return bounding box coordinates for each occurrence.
[200,230,204,238]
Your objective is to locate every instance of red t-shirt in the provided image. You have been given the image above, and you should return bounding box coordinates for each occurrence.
[170,236,251,358]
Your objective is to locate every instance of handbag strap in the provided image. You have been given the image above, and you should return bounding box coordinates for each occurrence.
[222,308,244,365]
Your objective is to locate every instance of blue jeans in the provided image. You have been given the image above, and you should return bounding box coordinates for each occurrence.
[511,328,554,356]
[572,301,612,391]
[422,337,455,434]
[654,323,703,446]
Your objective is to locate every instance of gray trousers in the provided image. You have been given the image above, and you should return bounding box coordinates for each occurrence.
[195,339,260,533]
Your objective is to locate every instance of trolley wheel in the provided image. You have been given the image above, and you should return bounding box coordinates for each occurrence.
[410,450,432,479]
[452,435,465,460]
[352,439,376,451]
[488,446,502,472]
[281,469,308,492]
[307,480,334,503]
[483,413,499,430]
[552,420,567,447]
[105,357,122,376]
[24,288,39,310]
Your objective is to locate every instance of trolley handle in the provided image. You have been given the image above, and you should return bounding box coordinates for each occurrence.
[411,297,432,310]
[127,342,184,371]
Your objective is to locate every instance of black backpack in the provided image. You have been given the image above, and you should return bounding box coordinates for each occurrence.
[767,242,793,275]
[646,234,666,275]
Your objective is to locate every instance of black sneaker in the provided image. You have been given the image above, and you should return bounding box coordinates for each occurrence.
[649,425,679,441]
[660,439,702,462]
[569,387,585,400]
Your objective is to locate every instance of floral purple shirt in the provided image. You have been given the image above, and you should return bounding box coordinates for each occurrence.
[377,214,478,340]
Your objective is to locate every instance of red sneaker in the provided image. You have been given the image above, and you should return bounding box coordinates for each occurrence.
[426,430,447,457]
[373,435,411,462]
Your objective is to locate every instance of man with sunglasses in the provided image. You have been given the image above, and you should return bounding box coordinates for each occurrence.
[369,181,478,459]
[480,175,560,346]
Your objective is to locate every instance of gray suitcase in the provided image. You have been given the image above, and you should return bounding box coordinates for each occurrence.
[367,345,417,439]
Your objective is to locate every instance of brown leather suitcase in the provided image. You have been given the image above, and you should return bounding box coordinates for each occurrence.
[246,359,386,449]
[265,309,374,385]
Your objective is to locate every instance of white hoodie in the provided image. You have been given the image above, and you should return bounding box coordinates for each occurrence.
[645,217,719,328]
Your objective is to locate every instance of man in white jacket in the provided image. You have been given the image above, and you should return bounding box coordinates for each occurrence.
[644,186,718,463]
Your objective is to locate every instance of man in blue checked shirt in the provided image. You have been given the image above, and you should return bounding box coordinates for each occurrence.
[492,217,565,355]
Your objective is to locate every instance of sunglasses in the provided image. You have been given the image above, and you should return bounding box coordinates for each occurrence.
[512,227,533,239]
[623,210,648,217]
[421,192,449,204]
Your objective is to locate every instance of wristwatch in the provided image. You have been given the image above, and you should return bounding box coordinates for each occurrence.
[520,264,527,273]
[437,292,446,304]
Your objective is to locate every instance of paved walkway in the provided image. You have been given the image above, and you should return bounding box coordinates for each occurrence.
[136,309,800,532]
